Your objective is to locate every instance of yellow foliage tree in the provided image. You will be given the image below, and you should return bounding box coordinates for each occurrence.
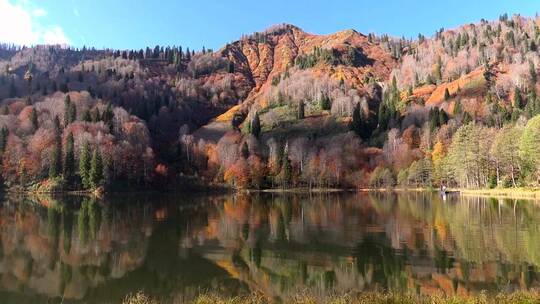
[431,141,446,185]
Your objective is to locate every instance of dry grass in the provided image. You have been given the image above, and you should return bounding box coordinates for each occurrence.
[456,188,540,200]
[123,292,159,304]
[215,105,241,122]
[124,291,540,304]
[426,68,486,106]
[192,293,268,304]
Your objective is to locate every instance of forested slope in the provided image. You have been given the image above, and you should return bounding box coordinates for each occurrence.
[1,15,540,191]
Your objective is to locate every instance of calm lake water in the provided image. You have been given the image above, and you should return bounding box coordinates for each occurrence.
[0,191,539,303]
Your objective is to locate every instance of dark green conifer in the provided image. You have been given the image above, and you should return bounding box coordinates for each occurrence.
[0,127,8,152]
[251,113,261,139]
[89,149,104,188]
[79,142,91,189]
[82,109,92,122]
[63,132,75,182]
[297,100,305,119]
[514,87,524,109]
[30,108,38,130]
[49,116,62,178]
[320,93,331,111]
[281,155,292,188]
[241,142,250,159]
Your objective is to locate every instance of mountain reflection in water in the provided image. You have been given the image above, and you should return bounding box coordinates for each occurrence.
[0,192,539,303]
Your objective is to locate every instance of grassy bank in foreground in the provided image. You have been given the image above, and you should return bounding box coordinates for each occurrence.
[123,292,540,304]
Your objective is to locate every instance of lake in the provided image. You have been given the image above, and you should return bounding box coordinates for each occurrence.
[0,191,539,303]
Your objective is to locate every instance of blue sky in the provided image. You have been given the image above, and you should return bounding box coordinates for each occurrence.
[0,0,538,50]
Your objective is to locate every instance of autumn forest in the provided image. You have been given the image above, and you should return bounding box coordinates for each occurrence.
[1,14,540,192]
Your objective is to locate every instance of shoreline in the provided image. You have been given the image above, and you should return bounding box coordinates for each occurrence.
[360,187,540,200]
[247,187,355,193]
[452,187,540,200]
[125,291,540,304]
[5,186,540,200]
[357,187,540,200]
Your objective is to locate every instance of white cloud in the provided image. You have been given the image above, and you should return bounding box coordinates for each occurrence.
[0,0,70,46]
[32,8,46,17]
[43,26,70,45]
[0,0,37,45]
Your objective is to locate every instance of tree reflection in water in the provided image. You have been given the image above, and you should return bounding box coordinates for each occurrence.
[0,192,539,302]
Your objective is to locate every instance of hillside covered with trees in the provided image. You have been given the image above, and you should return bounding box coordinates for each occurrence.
[2,15,540,192]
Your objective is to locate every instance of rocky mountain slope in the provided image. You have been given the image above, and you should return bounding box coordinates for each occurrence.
[224,25,395,103]
[196,24,396,141]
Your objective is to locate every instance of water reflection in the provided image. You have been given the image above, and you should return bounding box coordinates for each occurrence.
[0,192,539,302]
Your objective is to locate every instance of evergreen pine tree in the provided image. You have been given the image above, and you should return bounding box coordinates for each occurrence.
[434,57,443,82]
[530,61,537,83]
[350,103,363,136]
[49,145,60,178]
[297,100,305,119]
[429,107,440,130]
[453,99,463,116]
[241,142,250,159]
[8,79,16,97]
[514,87,524,109]
[49,116,62,178]
[18,162,26,187]
[79,142,91,189]
[281,155,292,188]
[525,91,537,117]
[444,88,451,100]
[438,109,449,125]
[89,149,104,188]
[82,109,92,122]
[0,127,8,152]
[378,102,389,130]
[102,104,114,132]
[63,132,75,182]
[251,113,261,139]
[91,108,101,122]
[511,107,521,122]
[391,75,398,92]
[320,93,331,110]
[63,94,77,127]
[30,108,38,130]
